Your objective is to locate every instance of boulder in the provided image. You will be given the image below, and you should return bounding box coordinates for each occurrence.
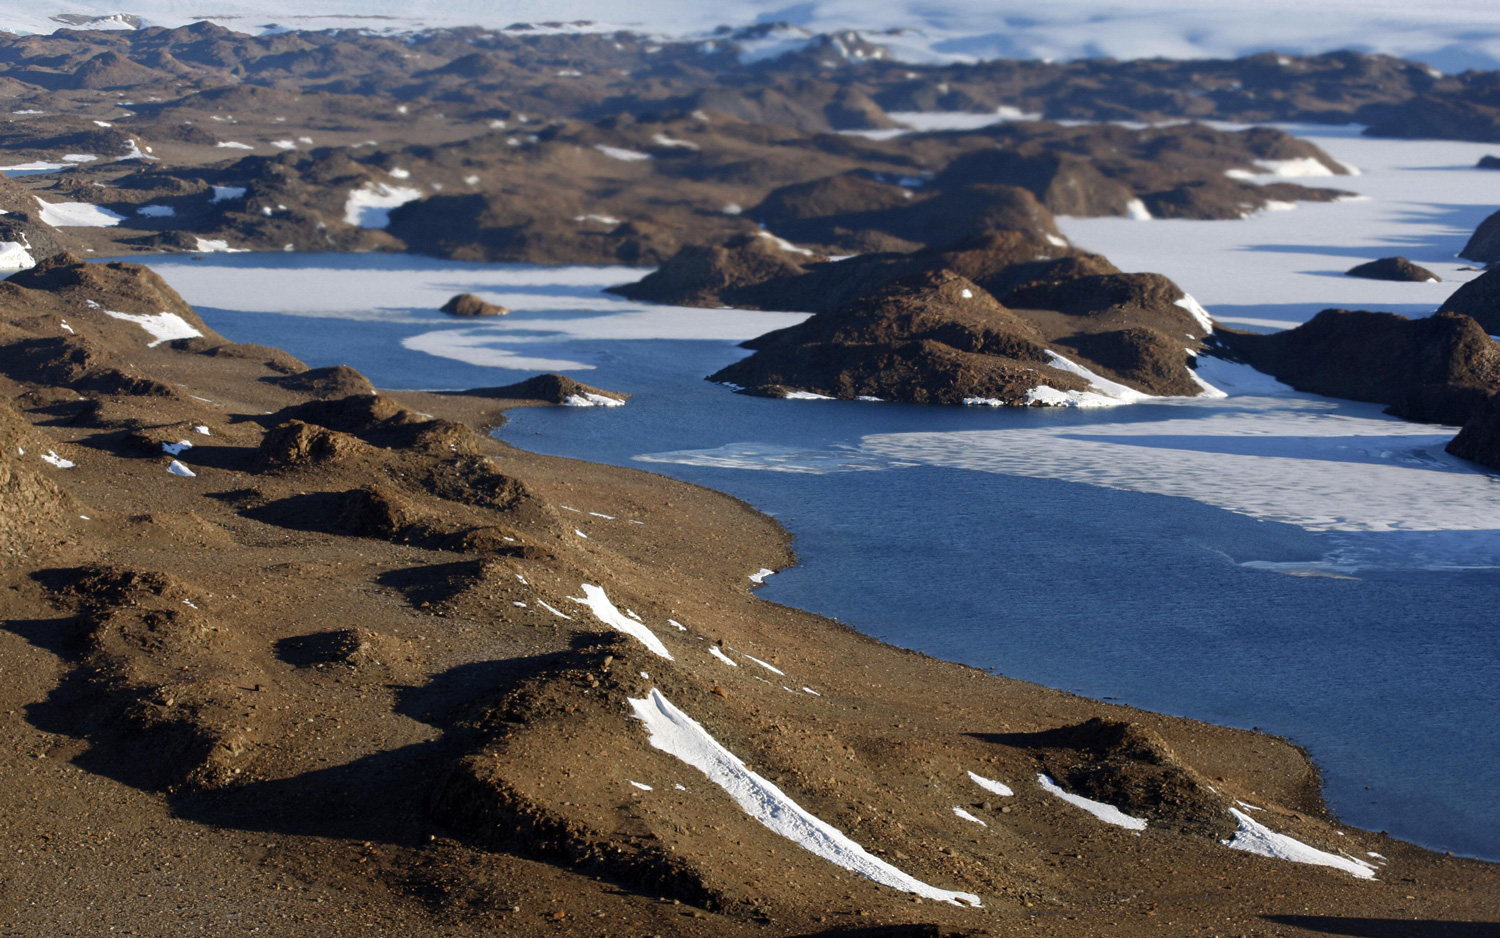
[1437,265,1500,331]
[1459,208,1500,265]
[440,293,509,317]
[1345,257,1440,282]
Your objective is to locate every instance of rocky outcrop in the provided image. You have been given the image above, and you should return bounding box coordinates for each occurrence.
[440,293,509,317]
[1346,257,1440,282]
[1447,394,1500,469]
[1213,309,1500,424]
[455,373,628,406]
[1437,265,1500,332]
[609,231,821,307]
[1459,209,1500,265]
[708,270,1095,404]
[932,148,1136,217]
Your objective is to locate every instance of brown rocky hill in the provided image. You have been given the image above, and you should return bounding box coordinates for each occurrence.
[1211,309,1500,424]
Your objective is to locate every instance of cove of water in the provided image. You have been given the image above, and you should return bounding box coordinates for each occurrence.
[136,249,1500,860]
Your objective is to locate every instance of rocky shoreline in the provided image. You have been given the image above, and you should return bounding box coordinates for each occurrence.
[1,251,1496,937]
[3,19,1500,937]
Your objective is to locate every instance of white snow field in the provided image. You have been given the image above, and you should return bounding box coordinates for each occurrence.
[1059,130,1500,333]
[11,1,1500,72]
[628,687,982,905]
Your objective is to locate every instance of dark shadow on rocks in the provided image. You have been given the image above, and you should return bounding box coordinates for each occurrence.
[1262,916,1500,937]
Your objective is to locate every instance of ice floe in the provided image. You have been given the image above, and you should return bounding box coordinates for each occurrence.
[628,688,981,906]
[1224,808,1376,879]
[1038,774,1147,830]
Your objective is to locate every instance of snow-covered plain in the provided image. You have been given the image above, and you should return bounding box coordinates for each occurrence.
[11,1,1500,72]
[1059,130,1499,333]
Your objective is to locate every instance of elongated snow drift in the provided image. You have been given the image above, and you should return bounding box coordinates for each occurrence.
[628,687,981,906]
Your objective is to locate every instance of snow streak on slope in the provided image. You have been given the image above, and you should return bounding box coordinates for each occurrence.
[629,687,982,905]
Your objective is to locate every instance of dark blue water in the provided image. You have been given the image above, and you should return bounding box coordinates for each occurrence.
[172,263,1500,861]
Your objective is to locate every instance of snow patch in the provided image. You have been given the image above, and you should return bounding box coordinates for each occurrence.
[564,392,626,407]
[743,654,784,675]
[136,204,175,217]
[210,185,247,202]
[1174,294,1215,333]
[573,584,673,659]
[167,460,196,477]
[709,646,738,667]
[1038,774,1147,830]
[161,440,193,456]
[34,198,124,227]
[1224,808,1376,879]
[1255,157,1335,177]
[0,240,36,270]
[343,182,423,228]
[1125,198,1152,221]
[953,807,987,826]
[103,310,203,347]
[628,688,981,906]
[748,568,775,584]
[967,771,1014,797]
[594,144,652,162]
[193,238,246,253]
[40,451,74,469]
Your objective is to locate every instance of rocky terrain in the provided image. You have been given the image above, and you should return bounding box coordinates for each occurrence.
[621,228,1211,403]
[1,22,1500,141]
[1,251,1495,937]
[1211,310,1500,425]
[3,18,1500,938]
[0,98,1353,267]
[1345,257,1440,282]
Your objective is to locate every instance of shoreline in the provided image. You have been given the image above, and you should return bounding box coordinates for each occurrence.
[0,252,1495,934]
